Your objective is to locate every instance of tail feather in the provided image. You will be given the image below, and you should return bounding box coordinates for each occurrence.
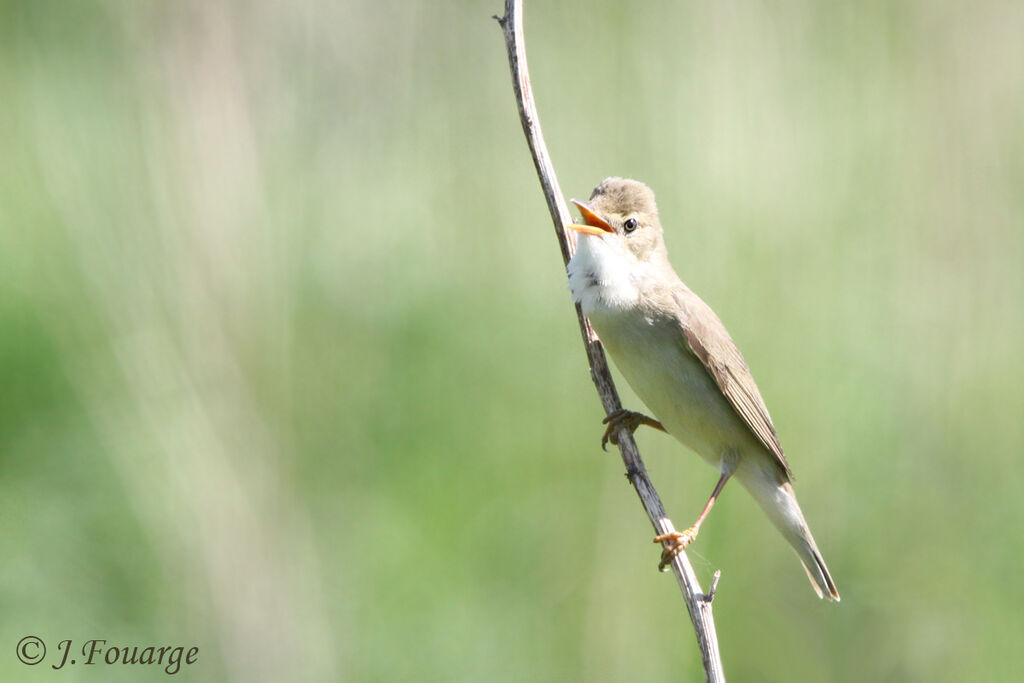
[795,528,840,602]
[739,470,840,601]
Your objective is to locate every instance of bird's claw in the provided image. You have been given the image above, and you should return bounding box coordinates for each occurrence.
[600,409,664,451]
[654,526,698,572]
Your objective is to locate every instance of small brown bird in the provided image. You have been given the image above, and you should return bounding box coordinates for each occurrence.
[566,177,839,601]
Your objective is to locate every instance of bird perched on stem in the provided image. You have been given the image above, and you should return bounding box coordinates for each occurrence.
[567,177,839,601]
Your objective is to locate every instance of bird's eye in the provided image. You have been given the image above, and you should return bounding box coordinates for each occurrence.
[623,218,638,233]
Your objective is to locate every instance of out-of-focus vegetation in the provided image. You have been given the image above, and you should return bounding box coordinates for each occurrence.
[2,1,1022,680]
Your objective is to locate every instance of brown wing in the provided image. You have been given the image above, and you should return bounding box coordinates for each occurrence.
[671,289,792,478]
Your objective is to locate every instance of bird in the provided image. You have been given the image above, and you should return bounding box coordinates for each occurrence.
[566,177,839,601]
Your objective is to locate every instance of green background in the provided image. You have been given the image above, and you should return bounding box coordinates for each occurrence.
[2,1,1022,681]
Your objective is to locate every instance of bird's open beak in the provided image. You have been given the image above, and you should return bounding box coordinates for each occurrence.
[567,199,613,236]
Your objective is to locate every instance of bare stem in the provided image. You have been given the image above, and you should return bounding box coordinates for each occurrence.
[495,2,725,681]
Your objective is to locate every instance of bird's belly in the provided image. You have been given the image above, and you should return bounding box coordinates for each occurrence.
[590,310,753,468]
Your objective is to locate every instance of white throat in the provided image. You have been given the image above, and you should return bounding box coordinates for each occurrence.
[567,234,643,314]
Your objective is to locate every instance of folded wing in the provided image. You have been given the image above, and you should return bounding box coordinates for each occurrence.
[672,289,792,478]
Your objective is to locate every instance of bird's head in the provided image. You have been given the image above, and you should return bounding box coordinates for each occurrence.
[568,177,667,264]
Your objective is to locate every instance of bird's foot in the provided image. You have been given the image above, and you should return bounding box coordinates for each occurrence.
[654,526,699,572]
[601,409,666,450]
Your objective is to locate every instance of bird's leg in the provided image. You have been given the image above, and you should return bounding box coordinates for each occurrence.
[655,472,731,571]
[601,408,667,450]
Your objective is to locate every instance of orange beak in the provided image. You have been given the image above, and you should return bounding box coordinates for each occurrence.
[567,199,613,236]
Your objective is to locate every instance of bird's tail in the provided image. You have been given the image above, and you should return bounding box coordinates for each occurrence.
[741,473,840,601]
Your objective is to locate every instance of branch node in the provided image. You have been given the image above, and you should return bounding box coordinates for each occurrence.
[705,570,722,603]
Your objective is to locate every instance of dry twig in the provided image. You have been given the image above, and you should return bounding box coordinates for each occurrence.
[495,1,725,680]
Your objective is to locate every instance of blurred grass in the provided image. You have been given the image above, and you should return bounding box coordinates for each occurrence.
[1,0,1023,681]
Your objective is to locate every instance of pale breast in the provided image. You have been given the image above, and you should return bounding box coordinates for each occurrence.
[589,308,759,468]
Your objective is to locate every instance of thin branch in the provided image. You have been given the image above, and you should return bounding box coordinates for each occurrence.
[495,2,725,681]
[706,570,723,604]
